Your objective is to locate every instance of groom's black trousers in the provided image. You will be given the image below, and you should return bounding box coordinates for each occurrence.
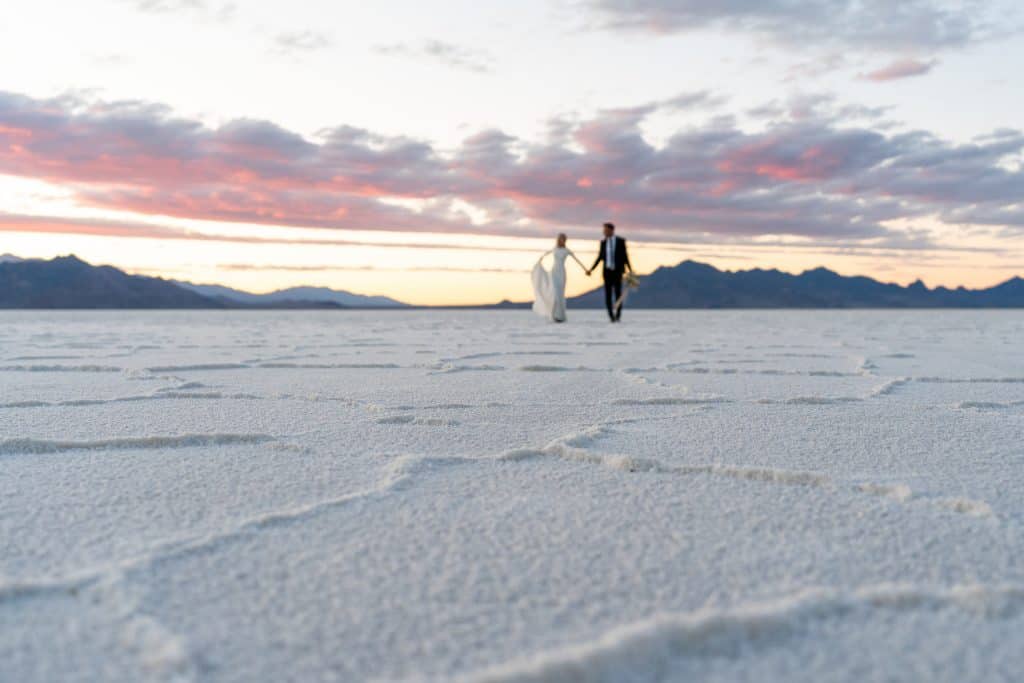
[603,270,623,320]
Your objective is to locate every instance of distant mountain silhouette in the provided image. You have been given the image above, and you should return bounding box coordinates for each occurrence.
[0,255,221,309]
[174,282,406,308]
[6,254,1024,309]
[0,255,404,309]
[569,260,1024,308]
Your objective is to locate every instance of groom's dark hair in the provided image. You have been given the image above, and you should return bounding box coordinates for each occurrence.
[603,222,615,232]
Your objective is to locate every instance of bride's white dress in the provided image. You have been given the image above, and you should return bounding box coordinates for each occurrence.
[532,247,574,322]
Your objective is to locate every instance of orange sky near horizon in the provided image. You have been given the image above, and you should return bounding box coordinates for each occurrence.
[2,220,1017,306]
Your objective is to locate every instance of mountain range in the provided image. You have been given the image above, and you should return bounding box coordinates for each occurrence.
[172,281,405,308]
[4,253,1024,309]
[569,260,1024,308]
[0,255,405,309]
[1,254,218,309]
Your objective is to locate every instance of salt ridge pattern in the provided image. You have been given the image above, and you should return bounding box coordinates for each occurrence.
[1,309,1022,682]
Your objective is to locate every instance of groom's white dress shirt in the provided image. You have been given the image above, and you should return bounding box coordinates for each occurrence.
[606,236,616,270]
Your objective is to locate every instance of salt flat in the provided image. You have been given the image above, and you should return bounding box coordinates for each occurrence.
[1,310,1023,682]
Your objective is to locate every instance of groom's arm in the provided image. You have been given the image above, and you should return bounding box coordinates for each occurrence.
[590,245,604,272]
[622,240,632,272]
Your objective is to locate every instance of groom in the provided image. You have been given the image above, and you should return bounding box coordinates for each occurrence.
[586,222,631,323]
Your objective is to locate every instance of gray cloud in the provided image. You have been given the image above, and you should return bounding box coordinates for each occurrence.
[373,40,495,73]
[784,53,849,82]
[0,212,541,252]
[747,93,892,124]
[585,0,1003,52]
[657,90,729,111]
[127,0,235,21]
[274,31,332,54]
[131,0,204,11]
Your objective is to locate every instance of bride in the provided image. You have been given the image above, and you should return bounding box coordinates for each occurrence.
[532,233,587,323]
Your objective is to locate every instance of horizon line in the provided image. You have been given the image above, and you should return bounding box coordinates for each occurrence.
[5,252,1021,308]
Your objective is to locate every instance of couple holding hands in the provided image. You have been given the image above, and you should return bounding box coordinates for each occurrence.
[531,222,634,324]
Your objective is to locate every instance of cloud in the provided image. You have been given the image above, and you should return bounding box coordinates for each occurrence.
[131,0,204,12]
[657,90,729,110]
[746,93,892,123]
[784,53,849,82]
[860,57,939,81]
[584,0,1002,52]
[0,212,540,252]
[373,40,495,73]
[274,31,332,54]
[127,0,235,21]
[0,90,472,235]
[2,88,1024,251]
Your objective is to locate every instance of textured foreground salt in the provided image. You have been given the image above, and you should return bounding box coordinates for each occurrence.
[1,310,1023,682]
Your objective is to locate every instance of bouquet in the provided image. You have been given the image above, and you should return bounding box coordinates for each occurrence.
[615,271,640,311]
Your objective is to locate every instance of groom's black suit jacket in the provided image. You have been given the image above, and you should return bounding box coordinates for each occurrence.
[591,237,631,280]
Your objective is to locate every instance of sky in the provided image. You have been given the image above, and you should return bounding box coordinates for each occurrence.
[1,0,1023,305]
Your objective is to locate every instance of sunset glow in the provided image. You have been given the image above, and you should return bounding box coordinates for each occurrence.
[2,1,1023,304]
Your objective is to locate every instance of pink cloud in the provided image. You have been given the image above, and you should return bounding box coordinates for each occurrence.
[861,58,938,82]
[1,89,1023,248]
[0,212,540,251]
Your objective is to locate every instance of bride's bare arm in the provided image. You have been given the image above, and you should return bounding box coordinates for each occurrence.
[538,249,553,263]
[569,250,587,270]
